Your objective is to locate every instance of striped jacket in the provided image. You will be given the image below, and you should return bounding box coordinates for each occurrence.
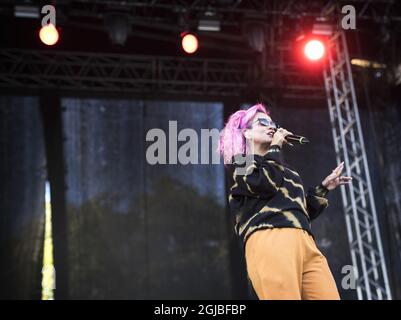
[226,144,329,247]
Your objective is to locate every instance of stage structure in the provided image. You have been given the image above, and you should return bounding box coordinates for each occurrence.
[323,29,392,300]
[0,49,324,100]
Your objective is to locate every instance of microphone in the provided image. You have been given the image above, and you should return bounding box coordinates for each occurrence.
[273,128,310,144]
[285,134,310,145]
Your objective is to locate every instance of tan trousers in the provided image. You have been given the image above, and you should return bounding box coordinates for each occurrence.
[245,228,340,300]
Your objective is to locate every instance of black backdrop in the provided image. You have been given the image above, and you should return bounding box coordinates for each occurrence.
[0,96,46,299]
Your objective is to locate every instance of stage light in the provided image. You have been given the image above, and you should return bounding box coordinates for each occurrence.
[104,13,131,46]
[39,24,59,46]
[198,19,220,32]
[14,5,39,18]
[351,58,386,69]
[304,39,325,61]
[181,33,198,54]
[244,21,265,53]
[294,21,330,66]
[312,23,332,36]
[198,11,220,32]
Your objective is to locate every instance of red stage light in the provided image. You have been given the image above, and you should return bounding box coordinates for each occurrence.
[304,39,325,61]
[39,24,59,46]
[181,33,198,54]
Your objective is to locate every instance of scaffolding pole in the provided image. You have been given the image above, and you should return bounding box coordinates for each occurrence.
[323,30,392,300]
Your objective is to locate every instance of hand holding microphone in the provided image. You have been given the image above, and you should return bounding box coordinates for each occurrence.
[271,127,310,148]
[271,127,294,148]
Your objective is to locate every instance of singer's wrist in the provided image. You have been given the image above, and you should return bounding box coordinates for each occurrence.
[269,144,281,151]
[316,184,329,197]
[264,144,282,162]
[270,139,284,148]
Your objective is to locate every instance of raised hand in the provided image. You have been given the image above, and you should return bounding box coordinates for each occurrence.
[321,162,353,191]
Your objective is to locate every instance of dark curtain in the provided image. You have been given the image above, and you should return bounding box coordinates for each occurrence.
[363,88,401,299]
[0,96,46,299]
[61,98,231,299]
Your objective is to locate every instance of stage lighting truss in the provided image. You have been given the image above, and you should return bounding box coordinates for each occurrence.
[43,0,400,23]
[323,30,392,300]
[0,48,324,99]
[1,0,398,100]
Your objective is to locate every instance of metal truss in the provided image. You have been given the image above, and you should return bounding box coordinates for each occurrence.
[0,49,253,96]
[2,1,399,26]
[323,30,392,300]
[0,1,396,100]
[46,0,400,22]
[0,48,324,99]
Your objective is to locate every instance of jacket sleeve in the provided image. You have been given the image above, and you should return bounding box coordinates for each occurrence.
[229,145,284,199]
[306,185,329,220]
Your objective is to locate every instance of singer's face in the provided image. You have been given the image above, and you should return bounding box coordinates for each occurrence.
[245,112,276,146]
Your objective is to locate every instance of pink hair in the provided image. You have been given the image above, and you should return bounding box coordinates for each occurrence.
[218,103,269,165]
